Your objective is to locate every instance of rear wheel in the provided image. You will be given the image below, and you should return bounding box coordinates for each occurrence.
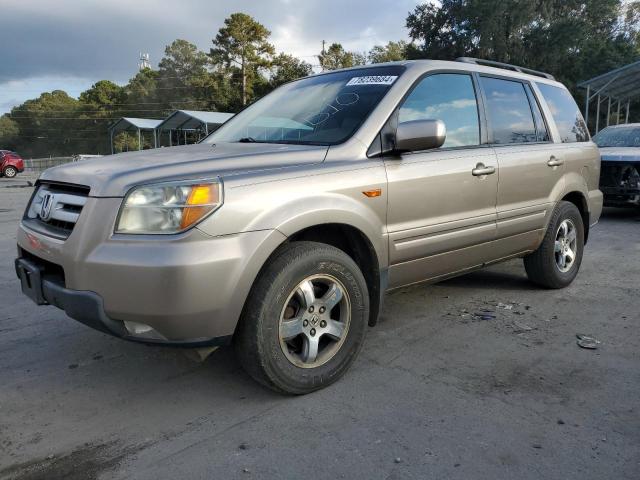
[524,201,584,288]
[234,241,369,394]
[3,166,17,178]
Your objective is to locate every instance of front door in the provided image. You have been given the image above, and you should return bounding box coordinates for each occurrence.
[385,72,499,288]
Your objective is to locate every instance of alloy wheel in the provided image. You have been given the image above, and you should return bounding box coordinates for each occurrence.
[278,274,351,368]
[554,219,577,273]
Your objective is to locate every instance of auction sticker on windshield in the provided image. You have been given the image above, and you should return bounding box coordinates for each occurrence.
[345,76,398,86]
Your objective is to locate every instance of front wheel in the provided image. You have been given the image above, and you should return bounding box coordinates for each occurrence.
[3,166,17,178]
[234,241,369,394]
[524,201,584,289]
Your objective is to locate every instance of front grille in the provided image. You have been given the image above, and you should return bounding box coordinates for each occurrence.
[23,182,90,240]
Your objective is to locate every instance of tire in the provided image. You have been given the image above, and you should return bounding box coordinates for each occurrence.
[234,241,369,394]
[3,166,17,178]
[524,201,584,289]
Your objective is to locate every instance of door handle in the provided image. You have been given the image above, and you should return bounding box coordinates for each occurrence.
[547,156,564,167]
[472,163,496,176]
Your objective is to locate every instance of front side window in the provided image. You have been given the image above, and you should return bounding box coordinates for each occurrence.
[398,73,480,148]
[480,77,537,145]
[537,83,590,143]
[593,126,640,147]
[205,66,405,146]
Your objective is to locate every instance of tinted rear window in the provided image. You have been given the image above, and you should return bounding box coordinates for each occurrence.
[537,84,589,143]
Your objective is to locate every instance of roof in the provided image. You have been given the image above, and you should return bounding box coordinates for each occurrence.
[578,59,640,101]
[157,110,234,130]
[307,59,563,88]
[109,117,163,132]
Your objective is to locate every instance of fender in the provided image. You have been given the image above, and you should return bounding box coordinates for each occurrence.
[254,193,388,268]
[561,171,590,208]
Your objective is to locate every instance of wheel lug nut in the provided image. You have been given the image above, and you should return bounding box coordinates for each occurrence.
[308,306,314,313]
[320,320,327,328]
[319,306,326,314]
[303,319,308,327]
[310,328,316,336]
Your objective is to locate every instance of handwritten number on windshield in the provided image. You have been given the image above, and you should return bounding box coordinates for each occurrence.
[303,92,360,127]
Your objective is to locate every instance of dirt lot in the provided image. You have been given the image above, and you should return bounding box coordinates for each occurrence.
[1,180,638,480]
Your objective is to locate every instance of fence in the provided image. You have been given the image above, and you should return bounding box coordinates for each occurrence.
[22,157,75,176]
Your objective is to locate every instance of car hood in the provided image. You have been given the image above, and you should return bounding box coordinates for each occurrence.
[39,142,328,197]
[599,147,640,163]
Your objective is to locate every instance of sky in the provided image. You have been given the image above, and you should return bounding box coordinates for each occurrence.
[0,0,422,114]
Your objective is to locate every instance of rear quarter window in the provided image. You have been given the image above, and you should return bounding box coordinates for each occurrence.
[537,84,590,143]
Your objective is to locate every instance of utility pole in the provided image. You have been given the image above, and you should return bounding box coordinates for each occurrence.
[138,53,150,71]
[321,40,326,71]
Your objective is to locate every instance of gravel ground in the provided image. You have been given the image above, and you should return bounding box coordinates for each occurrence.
[1,180,639,480]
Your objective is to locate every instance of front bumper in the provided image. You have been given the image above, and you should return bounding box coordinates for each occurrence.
[17,208,287,344]
[15,257,229,347]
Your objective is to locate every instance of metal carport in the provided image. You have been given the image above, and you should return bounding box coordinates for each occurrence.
[108,117,162,154]
[578,60,640,133]
[157,110,234,146]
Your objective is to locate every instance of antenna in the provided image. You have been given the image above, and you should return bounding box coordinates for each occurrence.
[138,52,151,71]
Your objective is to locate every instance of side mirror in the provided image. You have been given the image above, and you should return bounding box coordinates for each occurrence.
[395,119,446,153]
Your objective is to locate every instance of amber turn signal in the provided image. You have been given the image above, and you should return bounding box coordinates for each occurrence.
[180,184,221,229]
[362,189,382,198]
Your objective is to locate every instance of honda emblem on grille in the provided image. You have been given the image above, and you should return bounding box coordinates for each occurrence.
[39,193,55,221]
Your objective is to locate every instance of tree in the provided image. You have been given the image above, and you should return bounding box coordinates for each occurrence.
[123,68,159,109]
[269,53,313,88]
[158,39,213,111]
[79,80,124,107]
[159,39,209,79]
[318,43,366,71]
[76,81,125,153]
[405,0,640,129]
[406,0,640,92]
[0,116,19,148]
[210,13,275,106]
[368,41,408,63]
[8,90,81,158]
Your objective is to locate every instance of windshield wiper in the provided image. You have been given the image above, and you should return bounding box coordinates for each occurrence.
[235,137,330,147]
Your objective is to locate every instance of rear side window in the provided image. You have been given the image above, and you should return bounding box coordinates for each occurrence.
[537,84,590,143]
[480,77,537,144]
[398,73,480,148]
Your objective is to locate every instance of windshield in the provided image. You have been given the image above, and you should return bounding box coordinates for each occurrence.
[205,66,405,146]
[594,126,640,148]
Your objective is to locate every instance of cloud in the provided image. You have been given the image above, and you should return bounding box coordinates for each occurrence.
[5,0,421,68]
[0,0,420,113]
[400,98,477,121]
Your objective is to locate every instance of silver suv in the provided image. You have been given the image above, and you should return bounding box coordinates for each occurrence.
[15,59,602,393]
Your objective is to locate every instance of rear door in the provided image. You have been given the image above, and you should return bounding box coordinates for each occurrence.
[478,75,561,248]
[385,72,499,287]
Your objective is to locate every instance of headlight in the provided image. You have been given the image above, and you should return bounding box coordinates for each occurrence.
[115,179,223,234]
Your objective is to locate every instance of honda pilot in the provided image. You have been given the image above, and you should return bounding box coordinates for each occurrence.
[15,59,602,393]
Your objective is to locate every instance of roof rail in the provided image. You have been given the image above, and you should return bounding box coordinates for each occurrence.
[456,57,555,80]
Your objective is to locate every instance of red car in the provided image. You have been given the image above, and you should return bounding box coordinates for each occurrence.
[0,150,25,178]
